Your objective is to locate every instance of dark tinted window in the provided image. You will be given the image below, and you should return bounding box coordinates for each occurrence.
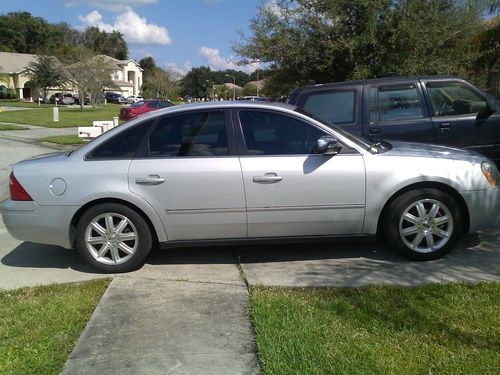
[301,90,355,124]
[147,111,228,157]
[88,120,153,159]
[131,100,145,108]
[426,82,487,116]
[370,85,423,122]
[239,110,326,155]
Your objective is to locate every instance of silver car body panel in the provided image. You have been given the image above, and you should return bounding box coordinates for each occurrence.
[2,101,500,250]
[128,157,246,241]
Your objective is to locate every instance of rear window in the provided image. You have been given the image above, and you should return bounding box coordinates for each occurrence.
[86,119,153,159]
[131,100,146,108]
[300,90,356,124]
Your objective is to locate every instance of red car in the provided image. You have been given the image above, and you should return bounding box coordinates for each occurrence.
[119,99,173,121]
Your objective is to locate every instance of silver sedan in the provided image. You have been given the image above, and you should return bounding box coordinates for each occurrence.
[2,102,500,272]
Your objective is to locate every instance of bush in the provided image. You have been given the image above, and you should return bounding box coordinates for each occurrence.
[0,88,18,99]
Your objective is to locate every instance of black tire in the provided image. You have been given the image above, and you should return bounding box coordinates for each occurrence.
[76,203,152,273]
[383,188,463,261]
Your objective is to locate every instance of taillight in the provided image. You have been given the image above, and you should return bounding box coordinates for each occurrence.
[9,172,33,201]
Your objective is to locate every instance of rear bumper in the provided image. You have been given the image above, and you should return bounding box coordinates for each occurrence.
[460,187,500,232]
[1,200,79,249]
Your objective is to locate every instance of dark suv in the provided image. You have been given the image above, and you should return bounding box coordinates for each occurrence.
[105,92,126,104]
[288,76,499,164]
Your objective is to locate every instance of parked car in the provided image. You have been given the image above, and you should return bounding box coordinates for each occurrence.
[126,95,144,104]
[119,99,173,121]
[2,102,499,273]
[74,95,90,105]
[105,92,127,104]
[49,93,75,105]
[288,76,500,165]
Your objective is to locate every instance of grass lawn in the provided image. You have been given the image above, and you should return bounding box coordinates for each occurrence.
[250,282,500,375]
[0,279,111,375]
[0,124,28,130]
[40,135,86,145]
[0,104,124,128]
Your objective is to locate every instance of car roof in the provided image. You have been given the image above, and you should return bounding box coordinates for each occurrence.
[292,75,465,92]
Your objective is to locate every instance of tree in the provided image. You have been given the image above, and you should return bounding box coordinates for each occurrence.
[80,27,128,60]
[142,68,178,99]
[0,12,53,54]
[67,53,116,110]
[234,0,485,95]
[27,55,67,102]
[179,66,213,98]
[0,12,128,60]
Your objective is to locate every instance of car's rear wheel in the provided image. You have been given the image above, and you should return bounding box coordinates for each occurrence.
[383,188,463,260]
[76,203,152,273]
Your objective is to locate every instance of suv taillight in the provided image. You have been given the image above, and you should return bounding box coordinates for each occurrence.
[9,172,33,201]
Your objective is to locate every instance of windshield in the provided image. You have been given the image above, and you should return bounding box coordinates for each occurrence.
[294,107,373,149]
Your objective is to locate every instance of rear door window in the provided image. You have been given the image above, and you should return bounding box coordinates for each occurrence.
[300,90,356,124]
[369,84,424,122]
[146,111,228,157]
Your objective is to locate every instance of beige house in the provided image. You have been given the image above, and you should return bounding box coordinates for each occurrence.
[0,52,39,100]
[99,55,143,97]
[0,51,143,101]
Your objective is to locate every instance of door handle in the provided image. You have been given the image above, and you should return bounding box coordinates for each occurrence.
[439,122,451,133]
[253,172,283,184]
[135,174,166,186]
[369,127,381,134]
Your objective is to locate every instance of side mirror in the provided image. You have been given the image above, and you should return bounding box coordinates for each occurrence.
[316,136,342,156]
[487,97,498,114]
[478,97,497,119]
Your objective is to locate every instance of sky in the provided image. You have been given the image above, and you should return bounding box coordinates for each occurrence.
[1,0,268,74]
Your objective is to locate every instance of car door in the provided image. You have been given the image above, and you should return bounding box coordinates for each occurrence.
[235,109,366,238]
[422,79,500,161]
[364,82,435,143]
[128,109,246,241]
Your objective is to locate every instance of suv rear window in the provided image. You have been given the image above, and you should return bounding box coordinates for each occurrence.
[300,90,356,124]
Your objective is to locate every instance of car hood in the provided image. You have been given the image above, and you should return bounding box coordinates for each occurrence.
[382,141,484,161]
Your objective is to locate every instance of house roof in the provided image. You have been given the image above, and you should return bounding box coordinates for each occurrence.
[0,52,38,74]
[94,55,143,71]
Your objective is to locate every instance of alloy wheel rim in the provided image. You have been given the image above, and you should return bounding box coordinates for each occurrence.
[399,199,454,254]
[84,213,138,265]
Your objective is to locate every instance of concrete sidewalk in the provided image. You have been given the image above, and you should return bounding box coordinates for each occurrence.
[239,229,500,287]
[61,250,259,375]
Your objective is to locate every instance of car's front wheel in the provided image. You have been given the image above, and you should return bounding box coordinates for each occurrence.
[76,203,152,273]
[383,188,463,260]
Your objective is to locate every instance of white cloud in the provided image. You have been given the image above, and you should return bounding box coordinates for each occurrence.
[198,46,259,73]
[79,7,172,45]
[164,61,192,76]
[67,0,159,12]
